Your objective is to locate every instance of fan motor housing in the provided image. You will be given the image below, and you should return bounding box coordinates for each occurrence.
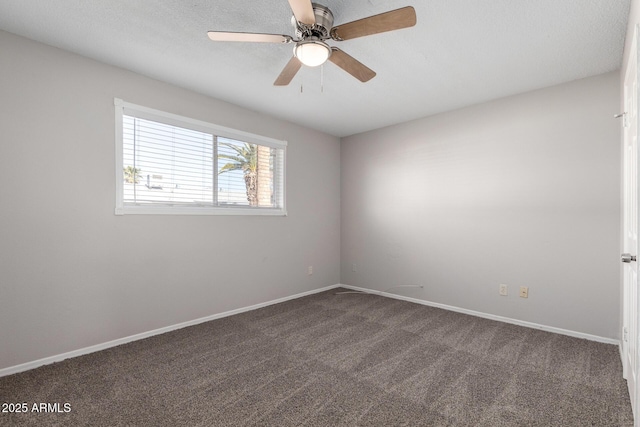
[292,3,334,39]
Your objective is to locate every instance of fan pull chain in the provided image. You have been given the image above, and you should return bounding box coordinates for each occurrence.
[321,65,324,93]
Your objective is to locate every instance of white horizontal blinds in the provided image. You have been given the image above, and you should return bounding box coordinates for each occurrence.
[120,108,284,211]
[123,115,214,206]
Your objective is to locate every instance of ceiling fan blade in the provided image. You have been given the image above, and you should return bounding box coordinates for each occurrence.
[274,56,302,86]
[288,0,316,25]
[207,31,292,43]
[330,6,416,41]
[329,48,376,82]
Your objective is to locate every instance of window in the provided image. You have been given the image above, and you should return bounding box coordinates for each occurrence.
[115,99,286,215]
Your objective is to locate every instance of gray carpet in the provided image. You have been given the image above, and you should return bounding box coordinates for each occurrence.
[0,289,634,426]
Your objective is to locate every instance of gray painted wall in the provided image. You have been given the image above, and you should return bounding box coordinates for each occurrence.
[341,72,621,339]
[0,31,341,370]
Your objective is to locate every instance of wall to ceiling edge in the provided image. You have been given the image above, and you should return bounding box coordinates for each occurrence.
[0,30,341,370]
[341,71,621,339]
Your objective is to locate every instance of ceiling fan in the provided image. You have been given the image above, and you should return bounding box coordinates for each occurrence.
[207,0,417,86]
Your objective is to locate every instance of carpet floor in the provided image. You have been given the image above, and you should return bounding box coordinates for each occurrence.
[0,288,634,426]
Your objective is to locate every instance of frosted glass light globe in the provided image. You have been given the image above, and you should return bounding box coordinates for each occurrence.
[294,41,331,67]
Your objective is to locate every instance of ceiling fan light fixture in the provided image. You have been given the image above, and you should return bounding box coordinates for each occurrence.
[294,40,331,67]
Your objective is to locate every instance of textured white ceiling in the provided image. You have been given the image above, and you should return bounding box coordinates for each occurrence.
[0,0,631,137]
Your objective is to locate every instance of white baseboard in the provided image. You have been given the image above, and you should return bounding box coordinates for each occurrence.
[336,284,620,345]
[1,282,618,377]
[0,285,340,378]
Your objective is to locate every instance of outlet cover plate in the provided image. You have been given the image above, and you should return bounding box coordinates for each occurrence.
[499,284,508,296]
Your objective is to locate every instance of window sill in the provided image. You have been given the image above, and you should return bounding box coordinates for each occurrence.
[115,205,287,216]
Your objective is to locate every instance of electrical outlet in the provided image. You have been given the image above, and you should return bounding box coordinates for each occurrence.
[519,286,528,298]
[352,263,357,272]
[499,284,508,296]
[308,266,313,276]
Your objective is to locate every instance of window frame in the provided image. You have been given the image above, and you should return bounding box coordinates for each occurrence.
[114,98,287,216]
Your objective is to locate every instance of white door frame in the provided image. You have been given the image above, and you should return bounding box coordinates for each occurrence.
[622,23,640,426]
